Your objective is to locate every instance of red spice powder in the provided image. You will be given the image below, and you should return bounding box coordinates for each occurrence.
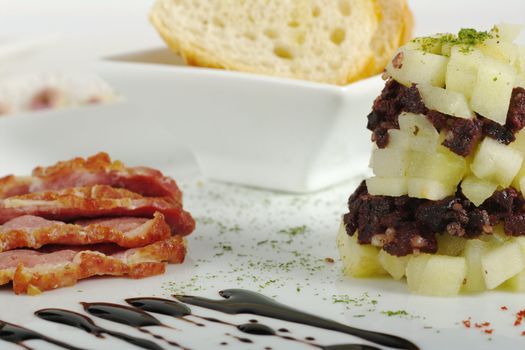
[462,318,471,328]
[474,322,491,328]
[514,309,525,326]
[461,307,525,337]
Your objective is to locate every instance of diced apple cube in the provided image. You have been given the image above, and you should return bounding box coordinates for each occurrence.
[504,237,525,291]
[513,236,525,253]
[460,175,498,206]
[479,39,520,66]
[512,169,525,192]
[437,234,466,256]
[398,112,438,137]
[386,48,449,87]
[446,47,485,100]
[481,241,525,289]
[378,250,410,280]
[366,177,408,196]
[336,223,386,278]
[410,135,440,153]
[518,47,525,74]
[407,178,455,200]
[398,112,440,152]
[510,128,525,153]
[510,135,525,192]
[503,269,525,292]
[370,148,409,177]
[519,178,525,194]
[470,138,523,187]
[511,162,525,193]
[387,129,410,149]
[408,150,466,187]
[491,224,512,245]
[492,23,523,43]
[407,36,443,54]
[418,84,474,119]
[517,72,525,88]
[406,254,431,291]
[471,57,517,125]
[462,239,491,293]
[440,42,453,57]
[406,254,466,296]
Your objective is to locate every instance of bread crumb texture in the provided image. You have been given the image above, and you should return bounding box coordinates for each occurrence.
[150,0,412,85]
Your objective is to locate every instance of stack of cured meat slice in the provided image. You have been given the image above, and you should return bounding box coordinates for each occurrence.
[0,153,195,294]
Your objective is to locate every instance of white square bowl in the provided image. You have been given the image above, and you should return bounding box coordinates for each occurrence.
[0,102,200,180]
[97,48,381,193]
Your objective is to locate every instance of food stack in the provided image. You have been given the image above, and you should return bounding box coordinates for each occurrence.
[0,153,195,294]
[338,25,525,295]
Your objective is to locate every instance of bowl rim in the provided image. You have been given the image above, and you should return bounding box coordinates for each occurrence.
[100,46,384,94]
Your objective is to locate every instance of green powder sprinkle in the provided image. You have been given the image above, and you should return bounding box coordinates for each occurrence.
[413,27,493,55]
[381,310,409,317]
[279,225,308,236]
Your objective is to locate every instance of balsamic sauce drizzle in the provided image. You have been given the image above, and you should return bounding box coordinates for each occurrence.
[34,309,164,350]
[126,297,382,350]
[237,323,276,335]
[80,302,187,349]
[0,320,85,350]
[1,288,420,350]
[174,289,419,350]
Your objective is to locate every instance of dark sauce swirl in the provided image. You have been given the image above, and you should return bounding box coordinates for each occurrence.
[174,289,418,350]
[14,289,418,350]
[35,308,164,350]
[0,320,85,350]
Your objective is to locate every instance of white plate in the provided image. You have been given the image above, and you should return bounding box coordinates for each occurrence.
[97,48,380,193]
[1,155,525,349]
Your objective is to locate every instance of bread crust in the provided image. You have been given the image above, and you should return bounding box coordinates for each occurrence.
[367,0,414,77]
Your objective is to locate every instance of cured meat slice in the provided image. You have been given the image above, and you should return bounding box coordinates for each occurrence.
[0,185,195,235]
[0,212,171,252]
[0,235,186,294]
[0,153,183,204]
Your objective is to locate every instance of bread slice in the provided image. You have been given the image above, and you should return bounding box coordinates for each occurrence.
[366,0,413,77]
[150,0,381,85]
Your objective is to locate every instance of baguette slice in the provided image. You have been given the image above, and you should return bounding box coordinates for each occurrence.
[367,0,413,77]
[150,0,381,85]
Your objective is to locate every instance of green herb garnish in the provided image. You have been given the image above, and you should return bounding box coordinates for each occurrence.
[278,225,307,236]
[381,310,409,317]
[413,27,493,55]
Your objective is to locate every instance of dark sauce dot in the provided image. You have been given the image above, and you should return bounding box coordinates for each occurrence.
[34,308,163,350]
[249,319,258,323]
[238,323,275,336]
[264,347,272,350]
[197,323,206,327]
[220,342,228,346]
[306,336,316,341]
[238,338,253,343]
[278,328,289,333]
